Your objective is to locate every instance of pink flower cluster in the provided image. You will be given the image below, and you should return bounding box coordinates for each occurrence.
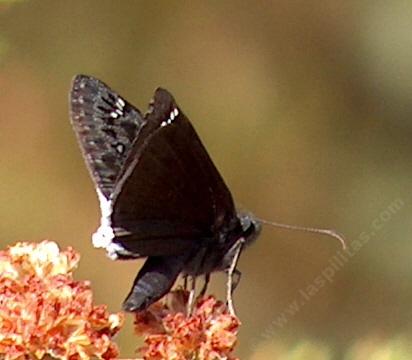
[134,290,240,360]
[0,241,123,360]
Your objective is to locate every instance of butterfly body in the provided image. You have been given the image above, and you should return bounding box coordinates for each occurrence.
[70,75,260,312]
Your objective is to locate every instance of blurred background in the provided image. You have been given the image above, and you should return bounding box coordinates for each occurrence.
[1,1,412,359]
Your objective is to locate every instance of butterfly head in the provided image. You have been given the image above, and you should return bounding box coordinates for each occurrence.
[237,210,261,247]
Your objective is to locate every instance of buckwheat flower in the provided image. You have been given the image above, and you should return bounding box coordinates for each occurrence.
[0,240,123,360]
[134,289,240,360]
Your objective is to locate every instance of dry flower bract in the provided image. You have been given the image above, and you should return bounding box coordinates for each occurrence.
[0,241,123,360]
[134,290,240,360]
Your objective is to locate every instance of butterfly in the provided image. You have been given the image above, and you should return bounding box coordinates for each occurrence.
[69,75,260,314]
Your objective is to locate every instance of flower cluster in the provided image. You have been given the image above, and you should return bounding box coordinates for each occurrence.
[134,290,240,360]
[0,241,123,360]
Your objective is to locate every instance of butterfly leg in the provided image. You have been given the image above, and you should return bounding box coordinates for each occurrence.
[231,269,242,294]
[186,275,197,316]
[226,238,245,316]
[199,273,211,297]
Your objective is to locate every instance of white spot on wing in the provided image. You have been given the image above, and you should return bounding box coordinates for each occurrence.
[161,108,179,127]
[110,111,119,118]
[116,144,124,153]
[92,189,115,250]
[116,98,125,108]
[91,189,137,260]
[106,242,139,260]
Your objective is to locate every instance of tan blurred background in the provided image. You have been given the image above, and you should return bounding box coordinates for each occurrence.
[1,1,412,359]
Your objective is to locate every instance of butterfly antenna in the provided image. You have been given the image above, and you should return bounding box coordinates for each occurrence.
[258,219,347,250]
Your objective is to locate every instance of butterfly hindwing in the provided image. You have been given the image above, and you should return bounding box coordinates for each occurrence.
[70,75,145,198]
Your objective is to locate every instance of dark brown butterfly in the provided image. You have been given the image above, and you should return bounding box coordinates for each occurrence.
[69,75,260,314]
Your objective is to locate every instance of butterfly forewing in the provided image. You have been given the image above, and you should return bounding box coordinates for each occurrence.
[70,75,145,198]
[109,88,239,256]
